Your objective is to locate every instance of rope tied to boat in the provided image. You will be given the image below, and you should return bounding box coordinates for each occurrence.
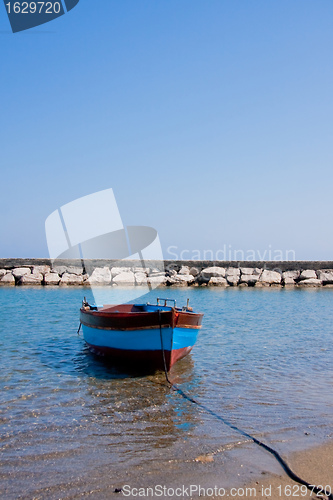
[158,309,171,385]
[157,310,333,500]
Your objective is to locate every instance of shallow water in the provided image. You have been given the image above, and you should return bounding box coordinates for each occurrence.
[0,286,333,498]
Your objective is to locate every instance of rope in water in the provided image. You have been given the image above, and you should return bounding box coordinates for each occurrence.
[158,310,333,500]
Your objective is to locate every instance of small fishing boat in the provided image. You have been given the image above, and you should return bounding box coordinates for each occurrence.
[80,298,203,371]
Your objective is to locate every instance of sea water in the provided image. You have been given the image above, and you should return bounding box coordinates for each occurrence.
[0,286,332,498]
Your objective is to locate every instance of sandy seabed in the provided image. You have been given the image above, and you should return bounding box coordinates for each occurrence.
[222,440,333,500]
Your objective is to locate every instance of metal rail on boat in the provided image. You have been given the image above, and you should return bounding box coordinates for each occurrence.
[156,298,176,308]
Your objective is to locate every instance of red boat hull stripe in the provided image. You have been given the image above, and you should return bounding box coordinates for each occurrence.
[85,343,193,370]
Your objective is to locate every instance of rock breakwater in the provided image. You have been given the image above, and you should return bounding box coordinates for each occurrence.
[0,259,333,288]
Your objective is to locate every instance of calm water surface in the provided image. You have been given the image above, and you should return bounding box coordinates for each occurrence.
[0,286,333,498]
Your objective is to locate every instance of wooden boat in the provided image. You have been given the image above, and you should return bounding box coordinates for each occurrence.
[80,298,203,371]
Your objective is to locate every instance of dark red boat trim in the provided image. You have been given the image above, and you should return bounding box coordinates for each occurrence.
[80,306,203,331]
[80,309,173,330]
[80,319,201,331]
[85,343,192,370]
[175,311,203,328]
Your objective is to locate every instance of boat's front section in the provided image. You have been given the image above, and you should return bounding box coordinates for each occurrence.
[79,298,203,371]
[170,305,203,367]
[80,301,174,369]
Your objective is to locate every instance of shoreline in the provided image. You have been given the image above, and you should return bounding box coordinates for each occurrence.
[0,259,333,288]
[224,440,333,500]
[107,438,333,500]
[131,439,333,500]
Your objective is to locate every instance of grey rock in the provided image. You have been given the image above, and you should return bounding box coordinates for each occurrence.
[60,273,84,285]
[166,269,177,277]
[44,272,61,285]
[88,267,112,285]
[135,272,148,285]
[189,267,200,277]
[167,274,195,286]
[52,266,68,276]
[178,266,190,275]
[165,263,179,273]
[147,275,167,285]
[32,265,51,275]
[52,265,83,276]
[0,269,7,279]
[111,267,131,277]
[12,267,31,278]
[148,268,165,276]
[282,270,300,280]
[201,267,225,279]
[179,274,195,283]
[66,266,83,275]
[283,277,296,286]
[240,267,262,276]
[0,273,15,285]
[226,275,239,286]
[240,274,259,285]
[20,272,43,285]
[240,267,254,275]
[298,278,322,287]
[226,267,241,277]
[132,267,149,274]
[317,270,333,283]
[259,270,281,284]
[148,271,165,278]
[299,270,317,280]
[113,272,135,285]
[208,277,228,286]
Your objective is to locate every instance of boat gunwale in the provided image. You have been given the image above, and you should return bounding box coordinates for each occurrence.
[80,319,202,331]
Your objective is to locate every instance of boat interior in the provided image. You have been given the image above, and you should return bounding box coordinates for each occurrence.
[82,298,194,314]
[98,303,176,313]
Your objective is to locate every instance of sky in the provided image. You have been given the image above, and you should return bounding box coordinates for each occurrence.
[1,0,332,261]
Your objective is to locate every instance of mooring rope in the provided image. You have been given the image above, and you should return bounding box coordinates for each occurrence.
[158,310,333,500]
[158,310,171,385]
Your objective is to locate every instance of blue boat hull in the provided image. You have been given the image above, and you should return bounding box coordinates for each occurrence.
[82,324,199,369]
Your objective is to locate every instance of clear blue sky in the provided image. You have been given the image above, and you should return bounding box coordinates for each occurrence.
[1,0,332,260]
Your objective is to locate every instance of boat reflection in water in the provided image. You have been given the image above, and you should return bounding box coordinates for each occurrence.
[76,351,201,477]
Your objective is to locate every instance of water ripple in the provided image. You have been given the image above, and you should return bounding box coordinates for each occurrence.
[0,286,332,498]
